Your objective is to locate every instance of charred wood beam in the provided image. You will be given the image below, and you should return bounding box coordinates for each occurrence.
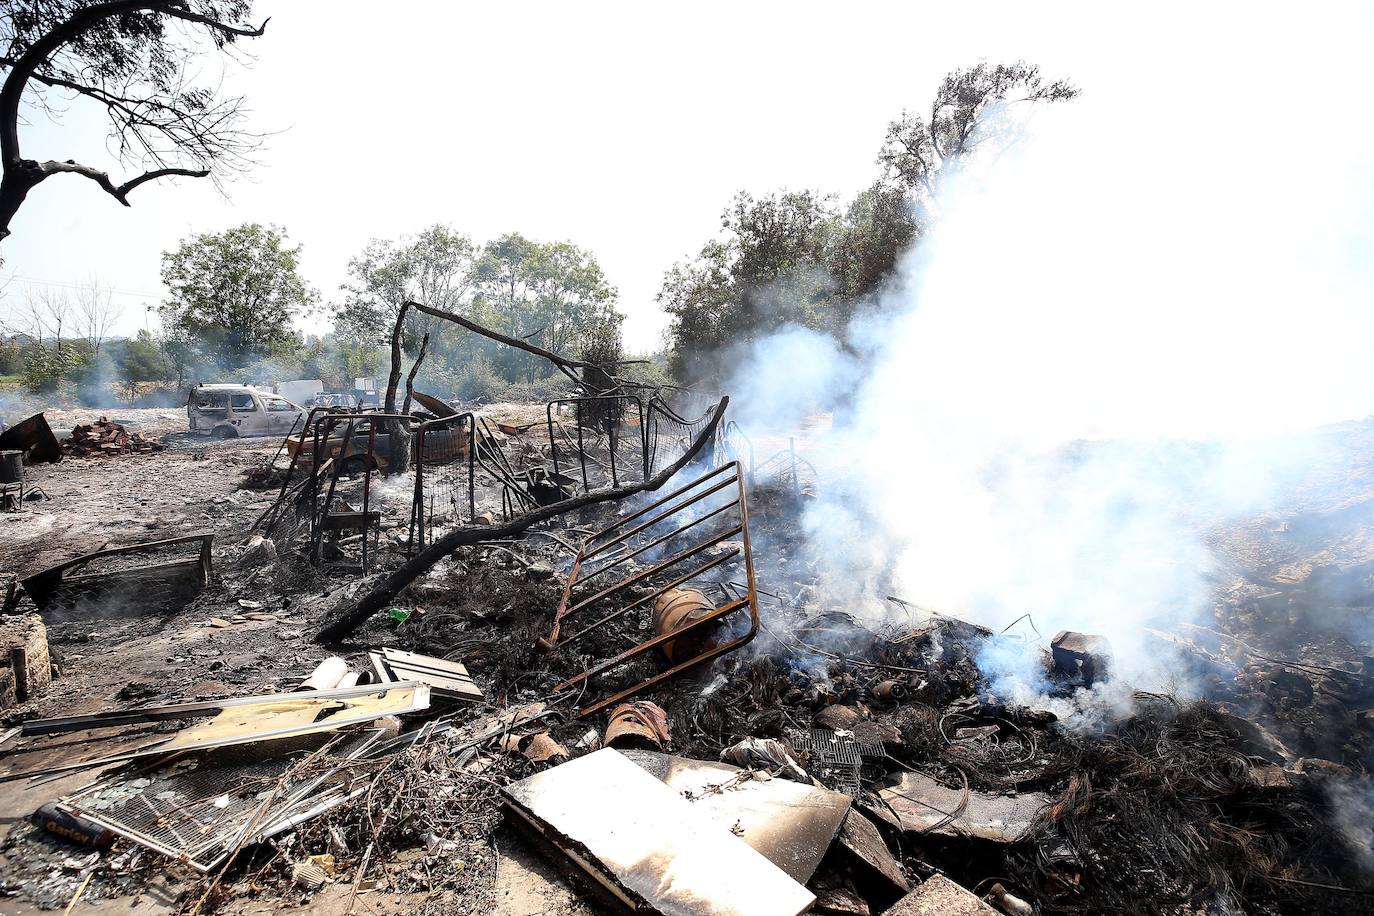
[315,396,729,644]
[407,299,595,386]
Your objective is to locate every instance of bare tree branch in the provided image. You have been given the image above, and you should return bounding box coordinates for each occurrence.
[0,0,266,240]
[408,299,593,385]
[162,8,269,38]
[38,157,207,205]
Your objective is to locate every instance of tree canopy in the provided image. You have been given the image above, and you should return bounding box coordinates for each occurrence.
[332,227,623,395]
[0,0,266,241]
[660,60,1077,381]
[159,222,315,366]
[878,60,1078,216]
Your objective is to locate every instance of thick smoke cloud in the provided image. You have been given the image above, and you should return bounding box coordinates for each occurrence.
[725,60,1374,716]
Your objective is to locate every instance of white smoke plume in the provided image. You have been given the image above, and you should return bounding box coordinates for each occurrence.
[724,61,1374,717]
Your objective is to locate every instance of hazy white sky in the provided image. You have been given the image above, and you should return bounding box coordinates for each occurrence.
[0,2,1365,351]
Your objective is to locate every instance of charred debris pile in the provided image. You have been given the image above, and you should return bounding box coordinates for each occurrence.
[1,311,1372,916]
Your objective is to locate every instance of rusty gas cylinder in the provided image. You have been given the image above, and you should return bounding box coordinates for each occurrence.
[653,588,718,663]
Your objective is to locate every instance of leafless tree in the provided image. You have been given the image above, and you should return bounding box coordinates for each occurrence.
[73,274,121,358]
[0,1,268,242]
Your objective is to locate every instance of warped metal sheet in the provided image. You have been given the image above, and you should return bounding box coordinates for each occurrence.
[503,748,814,916]
[620,750,850,885]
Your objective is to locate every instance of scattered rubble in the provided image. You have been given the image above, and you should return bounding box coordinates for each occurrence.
[0,330,1372,916]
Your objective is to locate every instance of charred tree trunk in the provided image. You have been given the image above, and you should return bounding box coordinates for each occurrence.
[401,331,430,416]
[383,302,408,414]
[379,302,412,475]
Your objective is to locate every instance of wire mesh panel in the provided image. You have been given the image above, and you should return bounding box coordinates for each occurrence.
[59,732,380,871]
[19,535,214,615]
[258,472,317,555]
[646,395,723,477]
[409,413,476,551]
[545,396,648,493]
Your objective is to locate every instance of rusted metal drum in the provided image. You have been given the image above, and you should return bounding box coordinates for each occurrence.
[0,450,22,484]
[604,700,671,750]
[653,588,718,663]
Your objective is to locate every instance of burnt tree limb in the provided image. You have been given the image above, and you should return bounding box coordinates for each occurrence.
[315,395,729,644]
[401,330,431,416]
[407,299,638,387]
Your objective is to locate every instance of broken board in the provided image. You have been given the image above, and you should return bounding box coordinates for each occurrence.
[503,748,814,916]
[370,647,483,701]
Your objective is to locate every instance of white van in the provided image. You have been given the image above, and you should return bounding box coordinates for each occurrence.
[187,384,305,439]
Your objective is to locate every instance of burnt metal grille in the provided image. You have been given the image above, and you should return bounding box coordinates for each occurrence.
[409,412,477,549]
[788,728,884,797]
[646,395,722,477]
[546,396,648,492]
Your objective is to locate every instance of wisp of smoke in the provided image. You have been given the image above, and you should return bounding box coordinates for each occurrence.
[724,72,1374,721]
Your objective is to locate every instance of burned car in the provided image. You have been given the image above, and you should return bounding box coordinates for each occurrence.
[187,384,305,439]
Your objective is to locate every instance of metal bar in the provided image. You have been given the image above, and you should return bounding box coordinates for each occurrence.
[546,401,562,483]
[556,550,738,648]
[562,525,742,618]
[580,475,739,564]
[579,464,738,558]
[466,415,476,521]
[360,423,376,574]
[409,423,426,552]
[576,417,588,490]
[577,498,740,586]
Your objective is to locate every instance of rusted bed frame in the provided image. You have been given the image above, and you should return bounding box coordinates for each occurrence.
[540,461,759,717]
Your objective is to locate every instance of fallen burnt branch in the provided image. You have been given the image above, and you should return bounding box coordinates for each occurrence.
[408,299,636,388]
[315,396,729,643]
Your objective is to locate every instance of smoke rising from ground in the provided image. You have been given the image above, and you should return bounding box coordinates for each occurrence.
[725,67,1374,715]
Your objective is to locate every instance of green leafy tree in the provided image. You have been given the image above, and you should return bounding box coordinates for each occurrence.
[878,60,1078,216]
[334,224,475,349]
[469,232,620,382]
[659,190,841,379]
[118,328,172,397]
[0,337,19,374]
[662,60,1077,382]
[335,224,476,411]
[159,222,317,368]
[159,328,201,390]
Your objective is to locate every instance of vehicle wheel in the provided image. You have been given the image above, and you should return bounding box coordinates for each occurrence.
[212,426,238,440]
